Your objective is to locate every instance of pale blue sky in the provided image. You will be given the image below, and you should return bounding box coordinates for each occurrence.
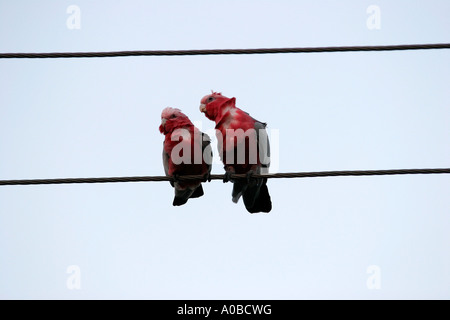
[0,1,449,299]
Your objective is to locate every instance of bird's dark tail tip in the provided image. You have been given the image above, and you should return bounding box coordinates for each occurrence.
[172,184,204,206]
[245,182,272,213]
[173,197,188,206]
[189,184,204,199]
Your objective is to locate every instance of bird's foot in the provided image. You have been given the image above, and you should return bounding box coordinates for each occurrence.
[172,173,181,183]
[246,170,256,183]
[223,167,235,183]
[223,171,232,183]
[202,172,211,183]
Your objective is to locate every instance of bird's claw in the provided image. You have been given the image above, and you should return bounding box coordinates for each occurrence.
[246,170,255,183]
[202,172,212,182]
[172,173,180,183]
[223,170,233,183]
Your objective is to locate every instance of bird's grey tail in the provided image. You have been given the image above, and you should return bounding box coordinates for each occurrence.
[172,184,204,206]
[190,184,204,199]
[243,179,272,213]
[231,180,246,203]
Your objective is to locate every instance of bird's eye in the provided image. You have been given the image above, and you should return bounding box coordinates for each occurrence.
[170,114,176,119]
[207,96,215,103]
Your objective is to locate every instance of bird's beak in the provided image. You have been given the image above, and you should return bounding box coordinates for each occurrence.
[199,104,206,113]
[161,118,167,127]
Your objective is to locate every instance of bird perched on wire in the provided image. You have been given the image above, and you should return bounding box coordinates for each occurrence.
[199,92,272,213]
[159,107,212,206]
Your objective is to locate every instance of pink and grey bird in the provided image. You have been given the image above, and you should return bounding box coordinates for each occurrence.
[159,107,212,206]
[199,92,272,213]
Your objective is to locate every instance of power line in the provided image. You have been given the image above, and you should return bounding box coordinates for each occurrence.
[0,168,449,186]
[0,43,449,59]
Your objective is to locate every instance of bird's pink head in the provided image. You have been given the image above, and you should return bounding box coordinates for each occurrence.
[199,91,236,122]
[159,107,193,134]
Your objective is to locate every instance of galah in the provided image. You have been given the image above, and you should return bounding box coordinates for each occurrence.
[199,92,272,213]
[159,107,212,206]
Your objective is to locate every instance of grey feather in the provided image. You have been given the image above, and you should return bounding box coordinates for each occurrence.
[162,145,174,187]
[163,131,212,206]
[233,119,272,213]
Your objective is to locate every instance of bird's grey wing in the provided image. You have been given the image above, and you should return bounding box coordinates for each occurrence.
[202,132,213,174]
[254,120,270,173]
[162,143,174,187]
